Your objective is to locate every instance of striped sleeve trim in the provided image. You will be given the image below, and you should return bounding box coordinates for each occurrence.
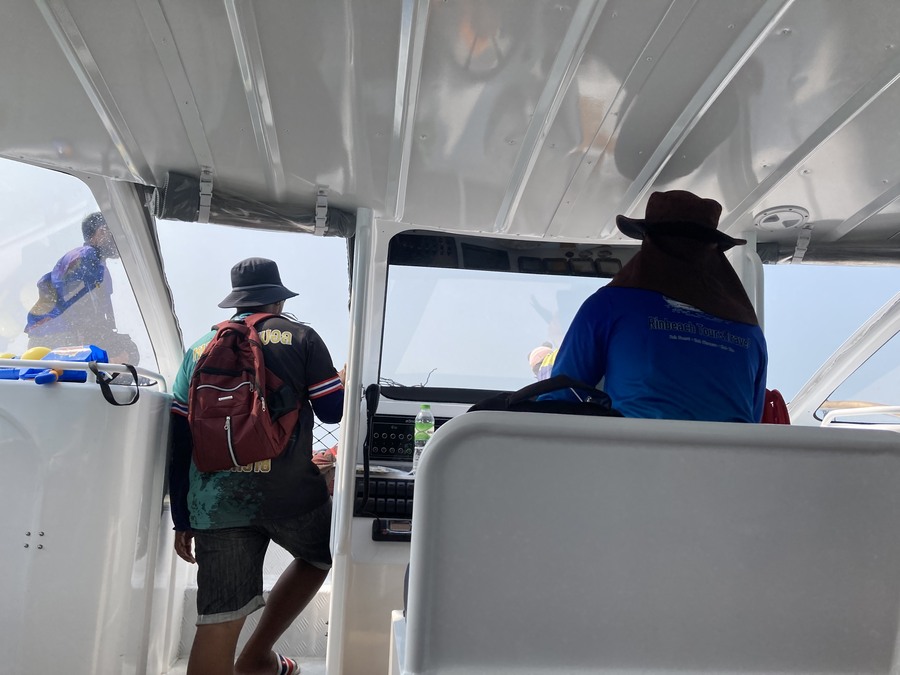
[309,375,343,399]
[171,400,189,417]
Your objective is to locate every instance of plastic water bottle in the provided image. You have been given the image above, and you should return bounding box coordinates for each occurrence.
[410,403,434,475]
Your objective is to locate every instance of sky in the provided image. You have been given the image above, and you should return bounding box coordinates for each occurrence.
[763,264,900,400]
[155,221,351,368]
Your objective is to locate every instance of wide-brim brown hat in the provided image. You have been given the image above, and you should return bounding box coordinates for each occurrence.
[218,257,298,308]
[615,190,746,251]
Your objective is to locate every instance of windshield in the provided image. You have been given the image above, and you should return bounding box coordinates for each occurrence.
[381,265,604,393]
[383,252,900,415]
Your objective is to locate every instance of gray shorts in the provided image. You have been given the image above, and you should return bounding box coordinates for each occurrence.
[194,500,332,625]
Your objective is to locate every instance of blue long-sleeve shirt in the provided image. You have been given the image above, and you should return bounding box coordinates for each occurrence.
[542,287,767,422]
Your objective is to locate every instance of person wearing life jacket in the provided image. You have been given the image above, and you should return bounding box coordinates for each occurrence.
[528,343,559,382]
[528,343,553,380]
[541,190,767,422]
[24,212,138,363]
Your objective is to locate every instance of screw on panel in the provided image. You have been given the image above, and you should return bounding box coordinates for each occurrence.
[25,532,30,536]
[39,532,44,536]
[37,545,43,550]
[24,544,29,548]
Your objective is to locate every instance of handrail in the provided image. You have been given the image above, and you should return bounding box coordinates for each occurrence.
[0,358,168,393]
[821,405,900,427]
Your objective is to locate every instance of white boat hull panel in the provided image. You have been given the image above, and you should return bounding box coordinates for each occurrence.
[0,379,171,675]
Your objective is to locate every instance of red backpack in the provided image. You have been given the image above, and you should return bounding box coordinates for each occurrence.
[188,313,300,472]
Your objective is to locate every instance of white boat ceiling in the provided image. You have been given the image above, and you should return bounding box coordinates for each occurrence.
[2,0,900,264]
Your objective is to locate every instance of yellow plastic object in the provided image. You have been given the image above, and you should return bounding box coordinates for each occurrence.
[20,346,51,361]
[0,352,15,359]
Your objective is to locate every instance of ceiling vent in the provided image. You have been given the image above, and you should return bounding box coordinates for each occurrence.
[754,205,809,230]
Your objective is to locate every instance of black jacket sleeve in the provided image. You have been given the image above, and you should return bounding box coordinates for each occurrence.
[168,413,193,531]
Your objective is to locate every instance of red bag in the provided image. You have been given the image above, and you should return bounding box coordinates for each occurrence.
[762,388,790,425]
[188,313,299,471]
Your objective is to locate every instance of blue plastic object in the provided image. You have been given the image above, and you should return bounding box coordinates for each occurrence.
[21,345,109,384]
[33,369,61,385]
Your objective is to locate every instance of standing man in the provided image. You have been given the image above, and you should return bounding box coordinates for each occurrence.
[543,190,767,422]
[25,211,138,363]
[169,257,344,675]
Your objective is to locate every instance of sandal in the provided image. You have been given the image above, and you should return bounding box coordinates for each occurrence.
[276,653,300,675]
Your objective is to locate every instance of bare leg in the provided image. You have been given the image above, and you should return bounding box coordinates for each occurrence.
[234,559,329,674]
[187,617,246,675]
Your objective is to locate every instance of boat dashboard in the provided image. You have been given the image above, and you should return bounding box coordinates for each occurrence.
[352,412,451,539]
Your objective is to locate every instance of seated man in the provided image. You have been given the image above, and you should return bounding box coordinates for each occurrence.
[543,190,767,422]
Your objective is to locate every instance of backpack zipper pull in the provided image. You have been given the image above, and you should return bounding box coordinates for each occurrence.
[260,396,267,412]
[224,416,239,467]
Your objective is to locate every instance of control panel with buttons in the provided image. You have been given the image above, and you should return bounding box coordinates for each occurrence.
[354,476,415,519]
[368,414,448,462]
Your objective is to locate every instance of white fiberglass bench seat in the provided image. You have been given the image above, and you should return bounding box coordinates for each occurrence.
[0,377,172,675]
[398,412,900,675]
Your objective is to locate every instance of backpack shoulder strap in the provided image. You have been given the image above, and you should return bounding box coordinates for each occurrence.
[242,313,278,329]
[205,315,271,339]
[193,321,249,372]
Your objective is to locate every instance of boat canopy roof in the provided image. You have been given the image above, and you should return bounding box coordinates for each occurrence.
[2,0,900,264]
